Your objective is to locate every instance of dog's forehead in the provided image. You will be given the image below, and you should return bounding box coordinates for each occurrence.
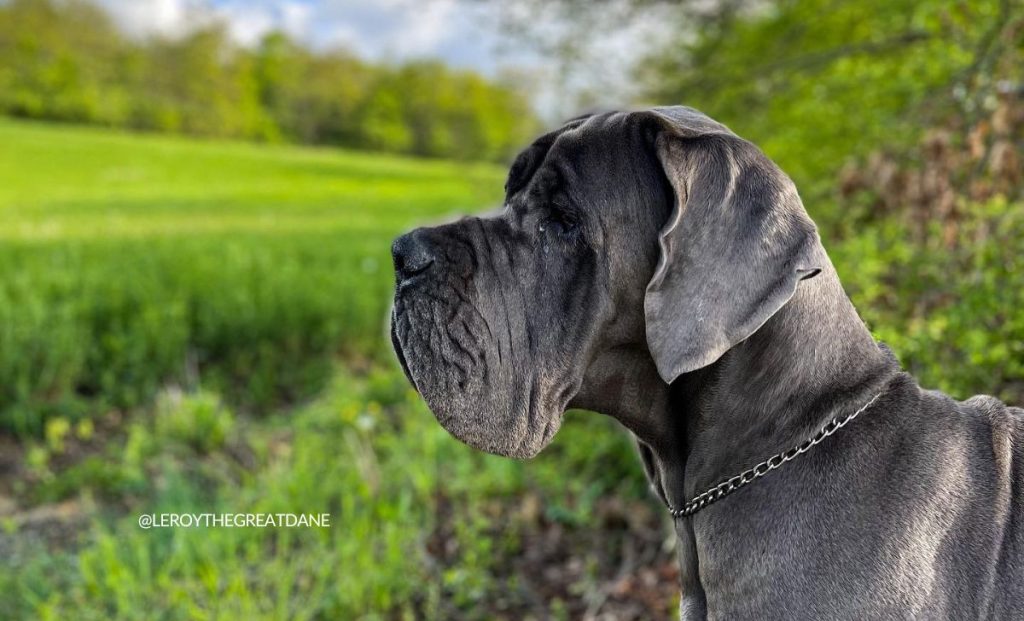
[527,113,646,192]
[505,111,658,216]
[551,112,641,163]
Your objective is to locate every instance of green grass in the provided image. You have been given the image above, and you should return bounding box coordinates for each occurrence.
[0,118,503,434]
[2,371,657,620]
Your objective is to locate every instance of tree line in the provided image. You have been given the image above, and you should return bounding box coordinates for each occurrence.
[0,0,540,161]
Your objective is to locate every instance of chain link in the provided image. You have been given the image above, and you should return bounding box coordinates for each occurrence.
[668,391,885,519]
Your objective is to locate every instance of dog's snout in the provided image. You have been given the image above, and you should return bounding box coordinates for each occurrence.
[392,230,436,285]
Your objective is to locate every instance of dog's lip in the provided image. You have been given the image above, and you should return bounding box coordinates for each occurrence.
[395,270,431,292]
[390,311,420,394]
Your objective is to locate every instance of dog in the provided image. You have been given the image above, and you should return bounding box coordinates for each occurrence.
[389,106,1024,619]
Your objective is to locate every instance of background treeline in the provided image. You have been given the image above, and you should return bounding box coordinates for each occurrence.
[0,0,539,161]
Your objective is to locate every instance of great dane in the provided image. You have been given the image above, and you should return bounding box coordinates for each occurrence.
[389,106,1024,619]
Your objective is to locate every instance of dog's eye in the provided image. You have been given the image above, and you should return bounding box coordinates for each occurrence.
[539,214,579,238]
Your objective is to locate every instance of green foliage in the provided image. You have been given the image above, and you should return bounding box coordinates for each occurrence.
[836,196,1024,404]
[0,118,504,435]
[642,0,1015,209]
[0,370,650,620]
[0,0,540,161]
[155,390,235,454]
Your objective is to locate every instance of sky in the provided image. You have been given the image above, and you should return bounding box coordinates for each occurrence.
[91,0,676,120]
[94,0,516,72]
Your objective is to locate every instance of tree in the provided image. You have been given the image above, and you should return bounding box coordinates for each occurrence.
[0,0,540,161]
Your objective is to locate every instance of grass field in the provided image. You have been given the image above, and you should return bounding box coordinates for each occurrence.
[0,119,669,620]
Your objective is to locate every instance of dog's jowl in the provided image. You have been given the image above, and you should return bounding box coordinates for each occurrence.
[390,106,1024,620]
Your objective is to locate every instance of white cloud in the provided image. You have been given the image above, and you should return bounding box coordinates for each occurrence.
[309,0,459,59]
[215,5,275,46]
[210,1,315,46]
[94,0,197,39]
[94,0,312,46]
[94,0,496,63]
[387,0,457,57]
[280,2,313,38]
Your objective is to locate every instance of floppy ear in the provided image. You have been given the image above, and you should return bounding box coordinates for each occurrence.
[642,107,823,383]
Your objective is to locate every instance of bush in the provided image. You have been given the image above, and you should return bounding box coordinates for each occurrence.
[155,389,235,454]
[836,196,1024,403]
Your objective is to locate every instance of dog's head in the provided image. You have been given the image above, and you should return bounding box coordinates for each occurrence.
[390,107,822,458]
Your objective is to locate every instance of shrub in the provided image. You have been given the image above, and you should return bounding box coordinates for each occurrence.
[155,389,235,454]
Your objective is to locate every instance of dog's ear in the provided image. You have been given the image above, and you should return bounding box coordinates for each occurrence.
[641,107,823,383]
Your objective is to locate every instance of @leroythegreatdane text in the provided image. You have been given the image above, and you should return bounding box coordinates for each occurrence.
[138,513,331,529]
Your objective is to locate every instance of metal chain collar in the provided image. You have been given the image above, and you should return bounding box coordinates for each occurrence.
[668,391,885,519]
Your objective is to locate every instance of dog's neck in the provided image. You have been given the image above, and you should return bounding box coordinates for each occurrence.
[675,261,899,495]
[578,260,899,510]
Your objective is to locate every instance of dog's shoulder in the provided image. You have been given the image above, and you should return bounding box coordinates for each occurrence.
[904,383,1024,466]
[952,394,1024,476]
[960,393,1024,429]
[914,384,1023,429]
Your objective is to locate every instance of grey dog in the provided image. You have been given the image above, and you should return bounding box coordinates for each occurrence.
[389,106,1024,619]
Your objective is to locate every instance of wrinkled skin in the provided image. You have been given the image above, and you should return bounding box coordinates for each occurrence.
[391,112,670,458]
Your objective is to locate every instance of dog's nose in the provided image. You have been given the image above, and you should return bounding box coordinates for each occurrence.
[392,230,436,284]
